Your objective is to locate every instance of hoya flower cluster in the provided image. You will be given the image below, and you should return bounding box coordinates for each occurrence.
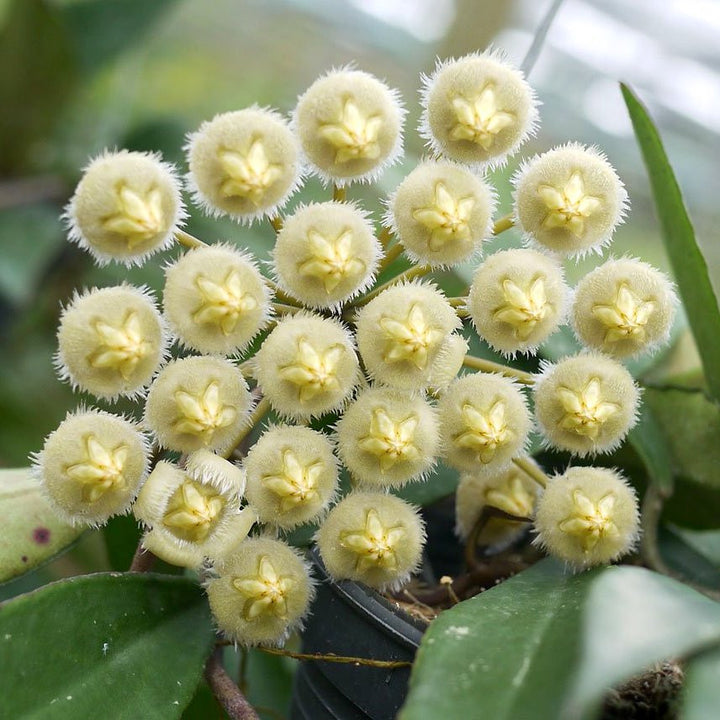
[33,50,676,646]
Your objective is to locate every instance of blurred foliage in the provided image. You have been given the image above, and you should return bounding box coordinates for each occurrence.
[2,1,720,718]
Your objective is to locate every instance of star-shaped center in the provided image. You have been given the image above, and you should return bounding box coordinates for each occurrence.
[101,184,165,248]
[87,311,153,380]
[218,140,282,206]
[339,508,406,572]
[279,339,344,402]
[493,276,550,341]
[297,229,366,293]
[318,99,383,164]
[557,489,619,552]
[358,408,420,472]
[453,400,512,463]
[537,172,602,238]
[412,182,475,251]
[485,472,535,518]
[557,378,619,439]
[65,434,129,503]
[192,270,259,336]
[233,556,296,621]
[261,449,324,512]
[449,85,515,149]
[162,479,226,542]
[173,381,238,441]
[592,283,656,344]
[379,304,444,370]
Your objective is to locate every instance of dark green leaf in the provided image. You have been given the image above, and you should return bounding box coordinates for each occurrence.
[59,0,180,75]
[663,478,720,530]
[0,573,215,719]
[566,566,720,718]
[659,526,720,591]
[402,560,720,720]
[181,681,226,720]
[645,387,720,490]
[622,84,720,402]
[103,513,142,572]
[396,461,459,506]
[682,646,720,720]
[627,401,673,496]
[401,559,596,720]
[0,468,83,584]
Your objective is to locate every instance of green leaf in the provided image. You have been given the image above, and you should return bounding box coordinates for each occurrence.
[626,401,673,496]
[622,84,720,402]
[659,526,720,590]
[664,478,720,530]
[396,461,459,506]
[644,387,720,490]
[0,573,215,719]
[0,468,83,584]
[402,561,720,720]
[0,205,65,304]
[566,565,720,719]
[683,646,720,720]
[59,0,180,75]
[401,559,597,720]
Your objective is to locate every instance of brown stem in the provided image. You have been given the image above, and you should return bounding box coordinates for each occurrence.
[129,544,156,573]
[464,507,533,571]
[355,264,432,307]
[256,646,412,668]
[333,184,347,202]
[269,215,284,233]
[400,560,526,606]
[205,649,259,720]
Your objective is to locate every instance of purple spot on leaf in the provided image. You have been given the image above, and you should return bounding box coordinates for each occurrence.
[33,527,50,544]
[21,556,28,563]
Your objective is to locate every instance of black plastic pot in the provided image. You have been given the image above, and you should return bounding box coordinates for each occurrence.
[290,546,427,720]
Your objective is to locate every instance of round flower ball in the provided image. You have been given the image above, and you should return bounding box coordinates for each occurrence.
[253,313,359,420]
[163,243,271,355]
[355,281,460,390]
[438,372,531,473]
[66,150,185,266]
[144,355,252,454]
[336,387,440,488]
[513,143,628,256]
[186,107,301,222]
[35,409,149,526]
[207,537,314,646]
[572,258,676,358]
[244,425,338,529]
[316,491,425,590]
[420,51,538,167]
[55,285,167,400]
[272,201,380,309]
[388,159,496,267]
[467,248,568,356]
[293,68,405,184]
[533,352,640,456]
[535,466,639,569]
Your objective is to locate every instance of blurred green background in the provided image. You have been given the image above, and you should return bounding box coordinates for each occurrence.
[2,1,719,716]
